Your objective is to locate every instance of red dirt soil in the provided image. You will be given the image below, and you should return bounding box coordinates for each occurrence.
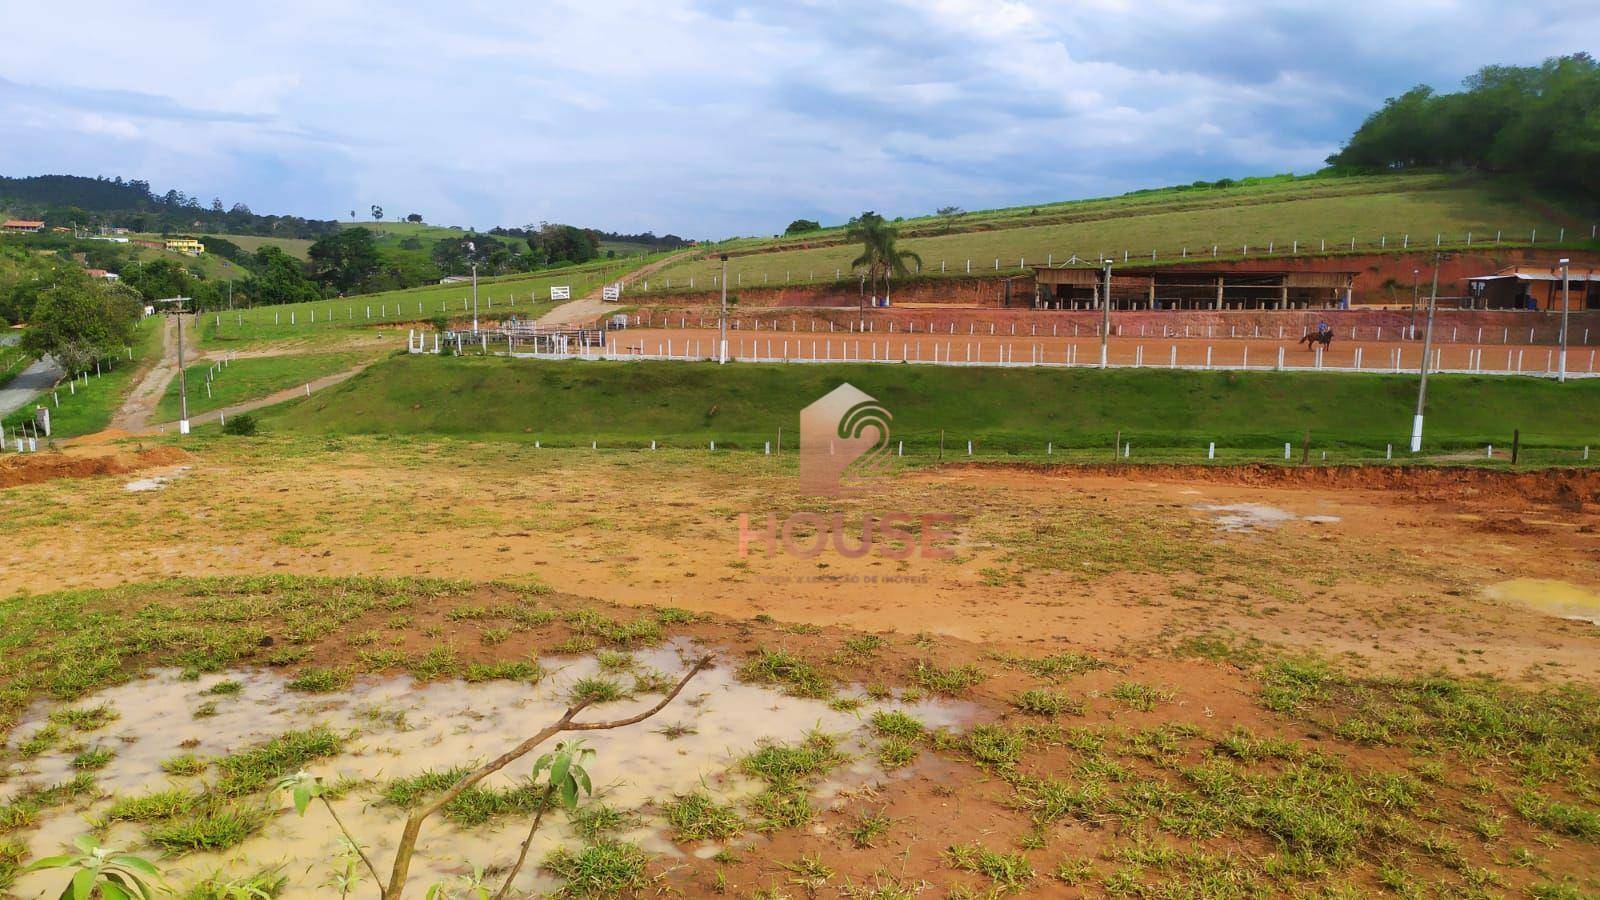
[0,445,190,489]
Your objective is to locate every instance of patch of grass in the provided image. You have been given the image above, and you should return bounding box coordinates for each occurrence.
[71,745,115,770]
[462,659,544,683]
[570,676,627,705]
[106,788,204,822]
[1002,651,1109,681]
[877,737,920,769]
[663,792,744,841]
[17,724,62,757]
[1514,793,1600,840]
[213,727,345,796]
[200,679,244,696]
[563,609,664,648]
[0,774,96,833]
[742,731,847,786]
[961,725,1029,768]
[1012,689,1082,716]
[910,660,985,695]
[849,810,894,848]
[870,709,925,740]
[179,869,288,900]
[49,703,120,731]
[570,803,634,841]
[160,753,209,777]
[943,842,1034,892]
[542,839,650,897]
[285,667,352,693]
[145,801,269,853]
[739,647,832,698]
[1109,681,1176,712]
[380,765,543,825]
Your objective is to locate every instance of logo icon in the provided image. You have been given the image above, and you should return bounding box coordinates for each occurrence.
[799,383,893,496]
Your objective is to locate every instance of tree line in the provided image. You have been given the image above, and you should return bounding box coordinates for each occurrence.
[0,175,343,239]
[1330,53,1600,200]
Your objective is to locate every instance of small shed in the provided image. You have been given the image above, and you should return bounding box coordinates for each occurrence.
[1465,265,1600,311]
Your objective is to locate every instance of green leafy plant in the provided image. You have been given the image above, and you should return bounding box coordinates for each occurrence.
[23,834,163,899]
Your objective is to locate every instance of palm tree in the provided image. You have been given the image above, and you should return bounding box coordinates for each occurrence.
[848,212,921,326]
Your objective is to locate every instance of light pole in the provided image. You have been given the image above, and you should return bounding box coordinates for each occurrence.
[1410,253,1444,453]
[718,253,729,364]
[471,261,479,334]
[1558,257,1571,383]
[175,297,191,436]
[1100,259,1112,368]
[1409,267,1419,336]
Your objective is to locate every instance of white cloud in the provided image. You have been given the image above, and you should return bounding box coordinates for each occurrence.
[0,0,1595,235]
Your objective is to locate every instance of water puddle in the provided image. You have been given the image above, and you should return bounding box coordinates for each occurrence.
[1485,579,1600,626]
[1194,503,1341,532]
[123,466,191,493]
[2,641,969,897]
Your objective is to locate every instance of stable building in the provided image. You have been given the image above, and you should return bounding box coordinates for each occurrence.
[1465,265,1600,311]
[1,219,45,234]
[1029,265,1357,311]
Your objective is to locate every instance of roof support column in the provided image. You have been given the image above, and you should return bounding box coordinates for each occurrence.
[1148,281,1156,311]
[1280,285,1289,310]
[1215,276,1224,310]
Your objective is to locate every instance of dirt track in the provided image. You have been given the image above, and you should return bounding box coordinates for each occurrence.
[607,326,1598,374]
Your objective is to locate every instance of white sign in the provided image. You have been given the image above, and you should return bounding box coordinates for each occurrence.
[602,284,621,301]
[550,285,571,301]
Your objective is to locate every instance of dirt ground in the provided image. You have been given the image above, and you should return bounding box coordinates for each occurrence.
[3,440,1599,895]
[606,326,1596,375]
[3,438,1596,685]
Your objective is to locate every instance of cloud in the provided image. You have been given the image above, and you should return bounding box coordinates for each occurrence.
[0,1,1595,235]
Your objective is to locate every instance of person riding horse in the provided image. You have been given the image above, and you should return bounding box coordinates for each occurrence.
[1300,321,1334,350]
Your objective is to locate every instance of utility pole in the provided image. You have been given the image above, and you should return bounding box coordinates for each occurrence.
[1409,267,1419,336]
[1410,253,1444,453]
[471,261,479,333]
[718,253,729,365]
[1100,260,1112,368]
[176,297,191,436]
[1559,257,1571,383]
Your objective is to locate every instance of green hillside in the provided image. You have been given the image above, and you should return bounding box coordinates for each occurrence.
[640,173,1590,295]
[258,355,1600,461]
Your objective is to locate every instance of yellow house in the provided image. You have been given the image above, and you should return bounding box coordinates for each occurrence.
[165,238,206,256]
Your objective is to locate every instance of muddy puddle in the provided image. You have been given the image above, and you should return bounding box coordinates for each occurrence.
[2,641,969,897]
[123,466,191,493]
[1485,578,1600,626]
[1194,502,1341,532]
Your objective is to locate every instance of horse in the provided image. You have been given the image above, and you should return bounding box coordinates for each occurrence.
[1299,330,1333,350]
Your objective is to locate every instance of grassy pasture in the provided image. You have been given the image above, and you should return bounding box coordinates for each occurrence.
[198,233,315,260]
[644,178,1567,293]
[258,355,1600,459]
[155,351,372,421]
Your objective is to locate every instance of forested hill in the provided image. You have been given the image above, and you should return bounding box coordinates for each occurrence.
[1330,53,1600,202]
[0,174,342,239]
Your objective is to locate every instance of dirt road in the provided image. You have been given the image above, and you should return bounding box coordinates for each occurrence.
[137,359,378,435]
[536,251,694,326]
[110,314,198,431]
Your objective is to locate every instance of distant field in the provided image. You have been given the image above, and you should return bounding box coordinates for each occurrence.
[124,239,245,281]
[640,173,1582,294]
[200,233,315,260]
[198,253,668,347]
[262,355,1600,460]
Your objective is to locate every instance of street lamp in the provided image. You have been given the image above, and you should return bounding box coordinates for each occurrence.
[1410,252,1446,453]
[718,253,729,365]
[171,296,191,436]
[1559,257,1571,383]
[1100,259,1113,368]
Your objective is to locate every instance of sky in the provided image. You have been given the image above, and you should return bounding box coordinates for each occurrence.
[1,1,1596,238]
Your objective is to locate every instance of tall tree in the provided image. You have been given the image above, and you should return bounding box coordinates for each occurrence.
[20,270,142,375]
[848,211,921,314]
[308,228,381,293]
